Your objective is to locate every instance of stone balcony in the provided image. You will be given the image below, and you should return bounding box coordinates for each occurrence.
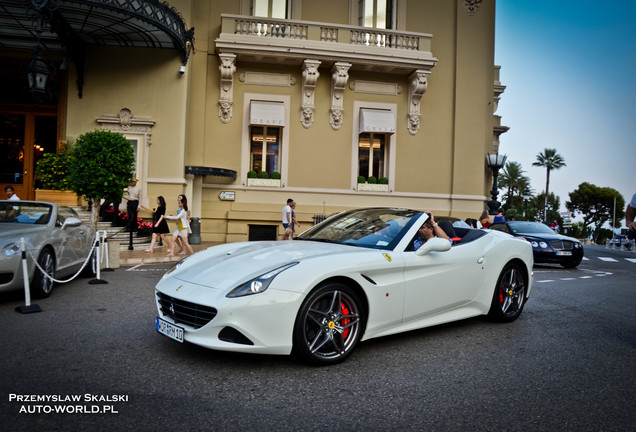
[215,14,437,75]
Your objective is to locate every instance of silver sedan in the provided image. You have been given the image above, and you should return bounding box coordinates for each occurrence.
[0,200,96,298]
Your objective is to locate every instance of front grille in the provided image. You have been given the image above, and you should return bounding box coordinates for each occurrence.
[156,292,217,329]
[551,240,574,251]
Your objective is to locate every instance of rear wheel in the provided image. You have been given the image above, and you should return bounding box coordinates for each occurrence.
[488,262,526,322]
[32,248,55,298]
[292,283,364,365]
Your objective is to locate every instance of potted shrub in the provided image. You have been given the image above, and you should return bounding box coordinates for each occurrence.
[34,150,82,206]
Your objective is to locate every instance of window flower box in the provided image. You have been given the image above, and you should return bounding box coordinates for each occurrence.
[357,183,389,192]
[247,178,281,187]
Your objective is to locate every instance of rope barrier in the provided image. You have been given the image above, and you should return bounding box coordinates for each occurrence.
[27,236,99,284]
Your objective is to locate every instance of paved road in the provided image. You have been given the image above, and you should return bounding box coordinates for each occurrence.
[0,245,634,431]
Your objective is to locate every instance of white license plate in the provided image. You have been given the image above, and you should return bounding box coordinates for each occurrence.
[156,317,184,343]
[556,251,572,256]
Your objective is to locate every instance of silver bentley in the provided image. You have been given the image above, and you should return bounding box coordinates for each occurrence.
[0,200,96,298]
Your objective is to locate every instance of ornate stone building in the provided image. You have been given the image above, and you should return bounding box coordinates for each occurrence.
[0,0,507,242]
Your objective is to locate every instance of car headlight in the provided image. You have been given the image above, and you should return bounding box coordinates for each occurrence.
[529,241,539,248]
[539,241,548,248]
[2,243,21,257]
[226,262,299,298]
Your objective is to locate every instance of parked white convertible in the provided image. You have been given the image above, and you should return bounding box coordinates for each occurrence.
[155,208,533,365]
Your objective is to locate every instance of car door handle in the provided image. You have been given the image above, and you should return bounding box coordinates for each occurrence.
[477,257,484,264]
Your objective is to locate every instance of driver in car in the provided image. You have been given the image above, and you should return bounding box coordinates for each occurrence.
[413,212,450,249]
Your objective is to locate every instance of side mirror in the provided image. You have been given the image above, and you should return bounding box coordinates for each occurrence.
[62,217,82,229]
[415,237,451,256]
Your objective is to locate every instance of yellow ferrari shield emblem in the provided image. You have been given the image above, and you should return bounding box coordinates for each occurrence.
[382,253,392,262]
[328,321,335,329]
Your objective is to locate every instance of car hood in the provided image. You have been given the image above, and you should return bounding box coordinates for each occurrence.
[165,240,370,290]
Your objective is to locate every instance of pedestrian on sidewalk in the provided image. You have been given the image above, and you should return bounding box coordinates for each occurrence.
[145,196,170,253]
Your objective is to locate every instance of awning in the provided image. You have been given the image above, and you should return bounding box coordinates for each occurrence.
[359,109,396,133]
[0,0,194,98]
[250,101,285,126]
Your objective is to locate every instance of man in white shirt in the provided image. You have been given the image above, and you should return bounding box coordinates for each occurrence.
[282,198,293,240]
[125,178,141,232]
[4,185,20,200]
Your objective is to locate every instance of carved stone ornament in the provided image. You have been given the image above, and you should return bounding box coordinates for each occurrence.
[464,0,482,16]
[330,62,350,130]
[96,107,155,139]
[407,70,429,135]
[301,59,321,128]
[218,53,236,124]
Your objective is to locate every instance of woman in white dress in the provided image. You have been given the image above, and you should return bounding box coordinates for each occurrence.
[156,195,194,256]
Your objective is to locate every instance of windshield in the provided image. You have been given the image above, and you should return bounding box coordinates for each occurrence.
[0,202,52,225]
[508,221,557,235]
[297,208,421,250]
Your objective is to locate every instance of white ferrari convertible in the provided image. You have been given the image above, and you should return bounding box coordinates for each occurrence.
[155,208,533,365]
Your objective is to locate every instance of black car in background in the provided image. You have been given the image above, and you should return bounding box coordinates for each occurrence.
[490,221,583,268]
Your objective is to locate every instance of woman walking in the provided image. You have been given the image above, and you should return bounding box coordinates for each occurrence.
[156,195,194,256]
[145,196,170,253]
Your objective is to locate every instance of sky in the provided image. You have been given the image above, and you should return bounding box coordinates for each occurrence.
[494,0,636,224]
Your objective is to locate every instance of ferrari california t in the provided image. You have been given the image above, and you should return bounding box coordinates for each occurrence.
[489,220,583,268]
[155,208,533,365]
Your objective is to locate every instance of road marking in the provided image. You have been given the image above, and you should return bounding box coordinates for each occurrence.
[598,257,619,262]
[627,258,636,263]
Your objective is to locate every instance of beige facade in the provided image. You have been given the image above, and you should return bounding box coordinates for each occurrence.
[2,0,506,243]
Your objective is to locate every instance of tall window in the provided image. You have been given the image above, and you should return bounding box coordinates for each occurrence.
[358,0,395,29]
[253,0,289,18]
[250,126,281,175]
[358,133,387,180]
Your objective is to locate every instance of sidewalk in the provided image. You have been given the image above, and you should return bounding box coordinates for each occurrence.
[118,242,219,266]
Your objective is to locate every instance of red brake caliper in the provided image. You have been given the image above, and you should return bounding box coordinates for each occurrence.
[499,284,504,304]
[341,303,350,339]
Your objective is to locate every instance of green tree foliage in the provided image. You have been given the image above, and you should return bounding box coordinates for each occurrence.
[533,192,561,225]
[533,148,566,221]
[499,161,531,210]
[69,130,135,227]
[566,182,625,236]
[35,151,72,190]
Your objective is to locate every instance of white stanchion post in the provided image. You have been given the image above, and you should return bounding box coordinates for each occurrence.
[89,234,108,285]
[102,230,114,272]
[15,237,41,314]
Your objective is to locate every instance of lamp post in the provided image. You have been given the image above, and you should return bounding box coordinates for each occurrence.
[485,153,507,215]
[523,190,531,220]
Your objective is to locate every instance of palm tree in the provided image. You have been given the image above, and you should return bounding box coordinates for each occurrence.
[499,161,531,208]
[533,148,566,222]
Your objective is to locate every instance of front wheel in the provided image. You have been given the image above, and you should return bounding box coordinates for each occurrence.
[292,283,364,366]
[488,262,527,322]
[31,248,55,298]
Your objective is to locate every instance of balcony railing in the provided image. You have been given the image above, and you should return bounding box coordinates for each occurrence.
[227,15,430,52]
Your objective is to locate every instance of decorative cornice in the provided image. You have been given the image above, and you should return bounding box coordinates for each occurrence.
[301,59,321,129]
[218,53,236,124]
[96,107,155,136]
[330,62,350,130]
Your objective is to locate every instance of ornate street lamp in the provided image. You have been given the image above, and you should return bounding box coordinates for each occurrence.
[485,153,507,215]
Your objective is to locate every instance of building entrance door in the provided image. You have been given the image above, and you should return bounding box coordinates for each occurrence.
[0,111,57,200]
